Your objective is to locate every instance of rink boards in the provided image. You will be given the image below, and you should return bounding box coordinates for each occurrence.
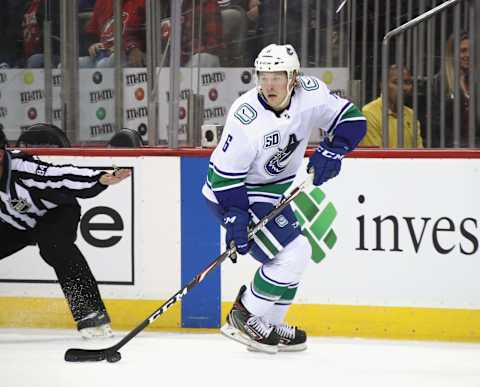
[1,149,480,342]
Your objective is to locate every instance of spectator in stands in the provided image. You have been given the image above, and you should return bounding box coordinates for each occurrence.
[361,64,423,148]
[0,0,25,68]
[256,0,303,57]
[161,0,224,67]
[79,0,146,68]
[183,0,224,67]
[431,32,476,147]
[218,0,259,66]
[19,0,61,68]
[244,0,260,65]
[78,0,96,57]
[79,0,96,12]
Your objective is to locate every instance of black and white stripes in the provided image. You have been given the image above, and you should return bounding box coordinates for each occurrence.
[0,150,107,231]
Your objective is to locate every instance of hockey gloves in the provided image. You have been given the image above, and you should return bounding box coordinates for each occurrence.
[307,140,348,186]
[223,207,251,261]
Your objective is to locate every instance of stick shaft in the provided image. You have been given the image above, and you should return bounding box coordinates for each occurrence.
[116,180,307,348]
[65,178,310,361]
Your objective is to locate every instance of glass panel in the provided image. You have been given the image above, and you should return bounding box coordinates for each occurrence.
[1,0,476,149]
[355,0,477,149]
[0,0,62,144]
[156,0,352,147]
[77,0,147,146]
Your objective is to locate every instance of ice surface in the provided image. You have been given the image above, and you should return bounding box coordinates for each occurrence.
[1,328,480,387]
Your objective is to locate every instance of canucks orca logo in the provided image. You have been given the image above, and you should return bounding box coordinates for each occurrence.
[264,134,301,176]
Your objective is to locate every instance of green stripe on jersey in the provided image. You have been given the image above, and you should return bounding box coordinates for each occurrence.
[246,181,292,196]
[338,104,364,122]
[207,167,244,190]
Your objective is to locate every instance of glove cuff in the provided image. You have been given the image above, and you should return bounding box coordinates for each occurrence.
[317,143,346,160]
[320,138,350,155]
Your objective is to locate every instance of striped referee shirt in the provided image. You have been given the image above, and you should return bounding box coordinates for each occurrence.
[0,150,107,231]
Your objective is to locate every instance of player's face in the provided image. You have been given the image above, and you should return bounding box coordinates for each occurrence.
[387,68,413,106]
[258,71,289,108]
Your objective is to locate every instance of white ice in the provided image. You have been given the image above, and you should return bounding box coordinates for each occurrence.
[1,328,480,387]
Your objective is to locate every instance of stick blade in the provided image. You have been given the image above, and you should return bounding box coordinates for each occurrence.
[65,348,107,362]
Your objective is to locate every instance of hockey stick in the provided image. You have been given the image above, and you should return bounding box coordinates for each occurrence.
[64,176,312,363]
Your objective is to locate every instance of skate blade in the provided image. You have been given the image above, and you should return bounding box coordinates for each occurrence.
[247,340,307,353]
[220,323,278,354]
[80,324,114,340]
[278,343,307,352]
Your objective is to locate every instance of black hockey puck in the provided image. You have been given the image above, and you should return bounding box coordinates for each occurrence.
[106,351,122,363]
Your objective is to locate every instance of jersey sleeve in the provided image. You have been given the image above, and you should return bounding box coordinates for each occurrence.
[309,80,365,136]
[206,108,257,211]
[304,78,366,151]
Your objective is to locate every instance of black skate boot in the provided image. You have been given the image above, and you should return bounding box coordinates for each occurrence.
[275,324,307,352]
[220,285,281,354]
[77,311,113,339]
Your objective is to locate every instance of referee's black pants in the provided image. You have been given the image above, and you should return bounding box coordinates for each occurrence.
[0,205,108,322]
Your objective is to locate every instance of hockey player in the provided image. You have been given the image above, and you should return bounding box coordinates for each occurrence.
[202,44,366,354]
[0,130,131,338]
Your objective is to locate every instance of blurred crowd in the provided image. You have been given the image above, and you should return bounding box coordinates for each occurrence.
[0,0,267,69]
[0,0,476,148]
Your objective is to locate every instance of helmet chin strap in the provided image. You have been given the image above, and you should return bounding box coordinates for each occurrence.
[275,82,295,110]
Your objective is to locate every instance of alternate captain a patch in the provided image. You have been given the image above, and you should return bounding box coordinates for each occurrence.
[264,134,301,176]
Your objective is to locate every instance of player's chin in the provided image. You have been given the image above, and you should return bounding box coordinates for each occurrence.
[266,96,280,107]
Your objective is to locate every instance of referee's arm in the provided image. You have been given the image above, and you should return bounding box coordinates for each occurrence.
[16,155,131,199]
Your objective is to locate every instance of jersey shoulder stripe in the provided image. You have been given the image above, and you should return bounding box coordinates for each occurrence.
[327,101,352,133]
[338,104,366,124]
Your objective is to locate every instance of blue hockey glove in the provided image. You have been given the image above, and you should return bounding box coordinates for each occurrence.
[307,141,347,186]
[223,207,251,256]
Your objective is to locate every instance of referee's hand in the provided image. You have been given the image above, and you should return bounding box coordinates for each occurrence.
[99,168,131,186]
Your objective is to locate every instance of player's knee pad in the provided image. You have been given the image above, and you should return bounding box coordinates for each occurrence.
[263,234,311,284]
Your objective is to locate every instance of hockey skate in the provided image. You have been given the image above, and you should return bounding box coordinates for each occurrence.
[247,323,307,352]
[220,285,281,354]
[77,311,113,339]
[275,324,307,352]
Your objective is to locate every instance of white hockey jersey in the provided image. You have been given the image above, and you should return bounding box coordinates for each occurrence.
[202,75,365,206]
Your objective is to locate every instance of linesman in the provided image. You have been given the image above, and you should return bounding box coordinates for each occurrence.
[0,130,131,338]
